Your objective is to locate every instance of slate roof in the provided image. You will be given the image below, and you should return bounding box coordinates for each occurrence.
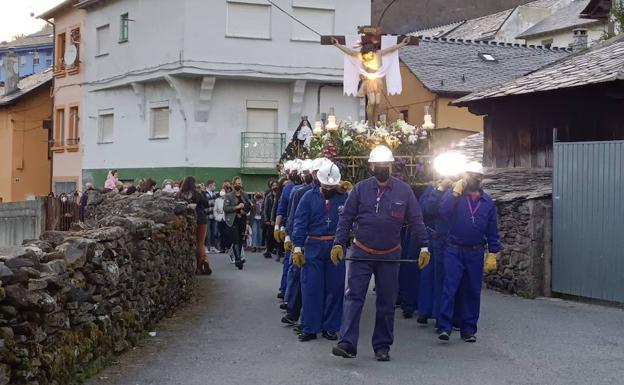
[400,37,570,95]
[0,70,53,106]
[580,0,612,19]
[516,0,602,38]
[483,168,553,202]
[452,132,484,164]
[443,9,515,41]
[0,26,53,50]
[453,34,624,104]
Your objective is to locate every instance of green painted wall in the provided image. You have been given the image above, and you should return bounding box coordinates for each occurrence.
[83,167,278,193]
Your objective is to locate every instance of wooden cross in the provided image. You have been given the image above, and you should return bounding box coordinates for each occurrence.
[320,25,419,48]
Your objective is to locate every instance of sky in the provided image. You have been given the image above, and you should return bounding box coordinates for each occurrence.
[0,0,64,42]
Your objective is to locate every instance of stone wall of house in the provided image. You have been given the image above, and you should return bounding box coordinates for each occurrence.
[483,168,553,298]
[0,191,196,385]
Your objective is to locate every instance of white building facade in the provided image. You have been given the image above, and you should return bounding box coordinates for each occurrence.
[79,0,369,190]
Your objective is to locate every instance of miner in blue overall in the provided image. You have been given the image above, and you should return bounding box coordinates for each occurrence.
[274,160,302,302]
[437,162,500,343]
[417,179,453,324]
[291,161,347,342]
[281,158,323,326]
[331,145,430,362]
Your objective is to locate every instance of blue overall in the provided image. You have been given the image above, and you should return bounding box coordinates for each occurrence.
[277,182,296,295]
[416,187,436,319]
[283,183,313,320]
[292,187,348,335]
[334,177,428,354]
[437,189,501,336]
[398,226,419,313]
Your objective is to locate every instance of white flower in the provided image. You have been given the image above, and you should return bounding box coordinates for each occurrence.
[408,134,418,144]
[342,135,352,144]
[374,126,389,136]
[398,120,416,135]
[353,121,368,134]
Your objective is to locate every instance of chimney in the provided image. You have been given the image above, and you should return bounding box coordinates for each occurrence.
[572,29,588,52]
[3,51,19,96]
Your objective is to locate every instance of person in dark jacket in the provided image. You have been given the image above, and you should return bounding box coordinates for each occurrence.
[79,183,95,221]
[263,180,279,258]
[177,176,212,275]
[223,176,252,270]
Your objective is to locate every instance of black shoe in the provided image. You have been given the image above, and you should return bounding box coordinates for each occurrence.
[277,292,284,299]
[332,343,356,358]
[417,316,429,325]
[279,303,288,310]
[264,253,272,259]
[461,334,477,343]
[281,316,296,326]
[375,351,390,362]
[298,333,317,342]
[322,331,338,341]
[402,310,414,319]
[438,331,450,341]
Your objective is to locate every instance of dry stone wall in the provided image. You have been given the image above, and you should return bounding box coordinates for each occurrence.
[0,191,196,385]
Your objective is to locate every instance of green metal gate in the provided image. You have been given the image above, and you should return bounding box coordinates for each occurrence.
[553,141,624,302]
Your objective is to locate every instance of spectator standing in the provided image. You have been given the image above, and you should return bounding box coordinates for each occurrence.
[251,192,264,252]
[263,180,279,258]
[223,176,252,269]
[177,176,212,275]
[204,180,219,253]
[214,188,228,252]
[79,183,95,221]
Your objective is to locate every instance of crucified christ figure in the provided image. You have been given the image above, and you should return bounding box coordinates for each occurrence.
[332,36,410,124]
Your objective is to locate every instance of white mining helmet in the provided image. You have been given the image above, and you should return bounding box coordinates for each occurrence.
[291,159,303,174]
[464,161,484,175]
[317,161,341,186]
[301,159,314,173]
[312,157,328,172]
[283,160,293,173]
[368,145,395,163]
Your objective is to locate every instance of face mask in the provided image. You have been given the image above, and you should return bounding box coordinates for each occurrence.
[321,187,337,200]
[220,190,226,197]
[373,166,390,183]
[233,185,241,191]
[304,174,313,185]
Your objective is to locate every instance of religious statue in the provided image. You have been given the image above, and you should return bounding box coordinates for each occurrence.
[279,116,313,163]
[331,35,411,125]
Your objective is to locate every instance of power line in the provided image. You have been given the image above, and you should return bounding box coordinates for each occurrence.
[266,0,322,37]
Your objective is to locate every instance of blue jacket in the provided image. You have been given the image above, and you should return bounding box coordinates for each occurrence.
[334,176,429,250]
[292,187,348,248]
[418,186,436,229]
[439,189,501,253]
[276,182,296,222]
[286,183,313,235]
[421,186,452,236]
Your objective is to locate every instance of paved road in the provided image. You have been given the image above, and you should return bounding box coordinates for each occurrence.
[88,253,624,385]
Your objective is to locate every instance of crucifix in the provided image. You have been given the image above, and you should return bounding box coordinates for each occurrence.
[321,26,419,125]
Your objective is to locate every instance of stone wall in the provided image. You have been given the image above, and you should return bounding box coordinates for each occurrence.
[0,191,196,385]
[483,168,553,298]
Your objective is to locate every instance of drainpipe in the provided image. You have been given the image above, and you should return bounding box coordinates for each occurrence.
[33,13,56,194]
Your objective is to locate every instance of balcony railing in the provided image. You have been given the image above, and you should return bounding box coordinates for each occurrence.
[241,132,286,170]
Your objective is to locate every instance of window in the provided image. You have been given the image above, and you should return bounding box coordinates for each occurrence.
[96,24,111,56]
[98,110,114,143]
[291,7,334,42]
[226,2,271,39]
[478,52,497,62]
[246,101,278,133]
[541,39,553,49]
[120,13,129,43]
[400,109,409,122]
[68,106,79,145]
[150,103,170,139]
[56,32,66,67]
[20,56,27,67]
[54,181,77,195]
[46,59,52,67]
[55,108,65,146]
[33,57,40,65]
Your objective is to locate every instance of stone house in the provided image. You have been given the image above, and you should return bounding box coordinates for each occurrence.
[76,0,368,192]
[381,37,569,153]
